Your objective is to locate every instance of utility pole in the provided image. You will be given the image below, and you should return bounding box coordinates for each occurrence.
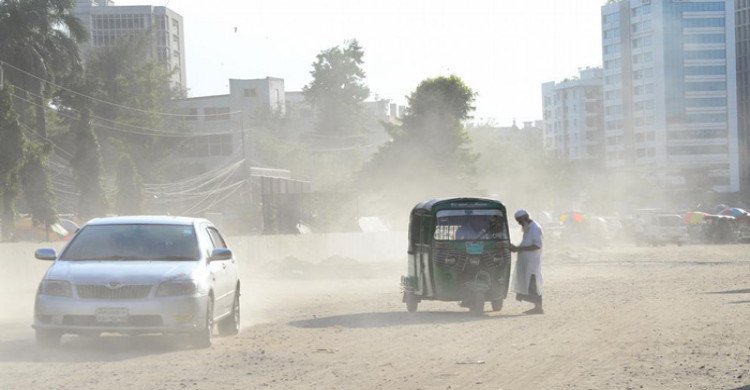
[0,62,4,90]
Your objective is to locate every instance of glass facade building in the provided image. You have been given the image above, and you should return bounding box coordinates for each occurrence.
[602,0,739,192]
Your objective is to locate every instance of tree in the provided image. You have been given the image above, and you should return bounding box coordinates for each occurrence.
[82,33,183,181]
[69,104,107,219]
[0,0,86,228]
[303,39,370,135]
[115,152,143,215]
[20,143,57,227]
[359,75,478,214]
[0,0,86,138]
[0,84,27,241]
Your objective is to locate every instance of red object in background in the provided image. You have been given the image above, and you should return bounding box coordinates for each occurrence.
[560,211,586,224]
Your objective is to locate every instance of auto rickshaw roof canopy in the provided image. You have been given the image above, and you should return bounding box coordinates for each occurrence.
[411,197,507,216]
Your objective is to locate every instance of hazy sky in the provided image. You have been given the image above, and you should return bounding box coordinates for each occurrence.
[115,0,605,124]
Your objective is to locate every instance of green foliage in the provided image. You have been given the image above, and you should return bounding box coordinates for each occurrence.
[115,152,143,215]
[0,0,84,228]
[20,143,57,226]
[359,75,478,215]
[0,0,86,138]
[0,84,27,241]
[69,105,107,219]
[303,39,370,135]
[83,34,184,180]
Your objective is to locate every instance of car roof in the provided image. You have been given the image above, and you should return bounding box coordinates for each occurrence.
[85,215,208,226]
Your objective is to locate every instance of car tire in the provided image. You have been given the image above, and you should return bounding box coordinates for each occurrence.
[36,330,62,348]
[470,292,484,316]
[191,297,214,348]
[404,291,418,313]
[218,288,240,336]
[491,299,503,312]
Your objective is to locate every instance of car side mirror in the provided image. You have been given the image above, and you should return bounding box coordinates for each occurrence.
[209,248,232,262]
[35,248,57,261]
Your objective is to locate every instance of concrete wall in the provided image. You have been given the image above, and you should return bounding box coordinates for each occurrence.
[227,232,406,264]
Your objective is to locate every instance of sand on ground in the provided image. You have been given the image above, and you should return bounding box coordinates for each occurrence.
[0,244,749,390]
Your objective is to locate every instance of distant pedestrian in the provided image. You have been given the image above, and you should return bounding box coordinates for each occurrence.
[510,209,544,315]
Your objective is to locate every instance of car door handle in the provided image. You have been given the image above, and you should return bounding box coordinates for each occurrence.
[222,263,227,269]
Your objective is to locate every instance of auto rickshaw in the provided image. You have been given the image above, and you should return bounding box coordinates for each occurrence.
[401,198,512,315]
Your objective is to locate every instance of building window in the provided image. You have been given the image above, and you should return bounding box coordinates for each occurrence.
[684,50,727,60]
[204,107,231,121]
[685,97,727,107]
[603,13,620,25]
[184,134,233,157]
[631,4,651,17]
[667,129,727,140]
[604,28,620,40]
[186,108,198,121]
[683,18,725,28]
[604,43,621,55]
[244,88,257,97]
[684,81,727,92]
[668,145,728,155]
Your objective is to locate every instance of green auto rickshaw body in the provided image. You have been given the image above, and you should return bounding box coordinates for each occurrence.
[402,198,512,308]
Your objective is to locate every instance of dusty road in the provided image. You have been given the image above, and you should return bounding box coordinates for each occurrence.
[1,244,749,390]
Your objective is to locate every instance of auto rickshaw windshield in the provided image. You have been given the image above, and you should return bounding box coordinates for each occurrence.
[434,209,507,241]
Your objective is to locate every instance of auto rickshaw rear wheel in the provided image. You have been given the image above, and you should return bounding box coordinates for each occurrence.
[404,291,418,312]
[491,300,503,312]
[470,293,485,316]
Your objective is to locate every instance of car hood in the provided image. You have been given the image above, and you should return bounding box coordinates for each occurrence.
[45,260,200,285]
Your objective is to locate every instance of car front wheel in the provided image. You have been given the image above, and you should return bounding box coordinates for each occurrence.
[218,288,240,336]
[191,297,214,348]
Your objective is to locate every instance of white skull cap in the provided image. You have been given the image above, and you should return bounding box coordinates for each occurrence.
[514,209,529,219]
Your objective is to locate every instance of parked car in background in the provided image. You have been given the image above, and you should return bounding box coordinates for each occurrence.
[32,216,240,348]
[641,214,689,246]
[702,215,739,244]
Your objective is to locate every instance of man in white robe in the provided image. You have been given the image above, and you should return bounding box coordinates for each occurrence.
[510,209,544,315]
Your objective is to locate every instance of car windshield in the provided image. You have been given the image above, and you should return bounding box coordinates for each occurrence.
[434,210,507,241]
[60,224,199,261]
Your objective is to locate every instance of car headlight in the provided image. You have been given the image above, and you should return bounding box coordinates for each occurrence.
[38,280,73,297]
[156,280,199,297]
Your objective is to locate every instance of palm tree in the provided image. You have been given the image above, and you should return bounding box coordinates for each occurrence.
[0,0,87,138]
[0,0,87,230]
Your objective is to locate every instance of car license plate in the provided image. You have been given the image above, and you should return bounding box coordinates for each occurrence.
[95,308,129,323]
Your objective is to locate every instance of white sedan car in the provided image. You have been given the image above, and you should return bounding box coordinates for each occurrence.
[32,216,240,348]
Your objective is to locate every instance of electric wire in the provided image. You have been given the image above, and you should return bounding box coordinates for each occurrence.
[10,83,234,137]
[0,60,244,118]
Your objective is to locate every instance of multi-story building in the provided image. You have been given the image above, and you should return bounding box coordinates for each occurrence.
[602,0,739,192]
[171,77,285,171]
[73,0,186,89]
[541,67,605,161]
[736,0,750,192]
